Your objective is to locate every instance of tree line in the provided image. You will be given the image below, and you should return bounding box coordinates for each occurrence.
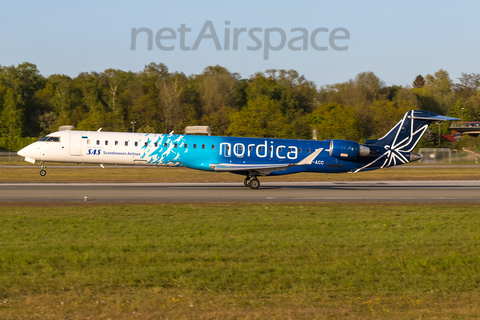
[1,62,479,151]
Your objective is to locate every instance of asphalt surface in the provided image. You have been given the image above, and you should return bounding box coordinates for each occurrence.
[1,181,479,203]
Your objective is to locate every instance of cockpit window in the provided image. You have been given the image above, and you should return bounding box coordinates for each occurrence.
[39,136,60,142]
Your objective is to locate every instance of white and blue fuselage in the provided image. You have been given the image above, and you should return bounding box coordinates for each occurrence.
[18,130,361,174]
[17,110,458,188]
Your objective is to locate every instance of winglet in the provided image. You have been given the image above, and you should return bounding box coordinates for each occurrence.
[297,148,323,166]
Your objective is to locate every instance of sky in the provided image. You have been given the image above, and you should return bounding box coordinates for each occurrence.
[1,0,479,87]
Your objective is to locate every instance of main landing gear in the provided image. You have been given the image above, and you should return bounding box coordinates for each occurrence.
[39,161,47,176]
[243,176,260,189]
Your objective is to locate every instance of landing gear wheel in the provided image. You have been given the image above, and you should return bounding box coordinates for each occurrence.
[39,161,47,177]
[248,178,260,189]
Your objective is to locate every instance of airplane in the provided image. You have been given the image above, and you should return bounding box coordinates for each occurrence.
[17,110,458,189]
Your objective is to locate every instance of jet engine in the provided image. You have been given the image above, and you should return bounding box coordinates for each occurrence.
[329,140,371,160]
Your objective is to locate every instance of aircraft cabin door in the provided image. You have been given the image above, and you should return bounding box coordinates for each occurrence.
[69,131,83,156]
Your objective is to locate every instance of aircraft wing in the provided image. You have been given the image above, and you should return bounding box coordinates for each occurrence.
[210,148,323,176]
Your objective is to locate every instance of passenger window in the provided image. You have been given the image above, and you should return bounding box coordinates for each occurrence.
[307,148,311,153]
[239,146,243,151]
[279,147,283,152]
[96,140,100,145]
[299,148,302,153]
[105,141,108,146]
[115,141,118,146]
[269,147,272,152]
[184,143,188,148]
[144,142,148,147]
[212,145,215,149]
[193,144,197,149]
[87,140,90,145]
[202,144,205,149]
[125,141,128,146]
[249,146,253,151]
[259,146,263,152]
[154,143,158,147]
[174,143,178,148]
[135,142,138,147]
[164,143,167,147]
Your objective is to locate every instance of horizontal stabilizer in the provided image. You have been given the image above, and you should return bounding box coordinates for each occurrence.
[408,114,459,121]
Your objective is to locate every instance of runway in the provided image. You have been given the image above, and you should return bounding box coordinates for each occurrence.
[1,181,479,203]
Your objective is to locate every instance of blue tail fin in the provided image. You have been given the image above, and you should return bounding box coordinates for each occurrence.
[356,110,458,172]
[364,110,458,151]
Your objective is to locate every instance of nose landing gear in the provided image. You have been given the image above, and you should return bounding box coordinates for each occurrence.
[243,176,260,189]
[39,161,47,176]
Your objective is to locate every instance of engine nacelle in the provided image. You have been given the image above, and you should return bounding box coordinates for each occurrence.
[329,140,371,160]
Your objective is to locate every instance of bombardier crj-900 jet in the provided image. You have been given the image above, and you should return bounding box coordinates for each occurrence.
[18,110,457,189]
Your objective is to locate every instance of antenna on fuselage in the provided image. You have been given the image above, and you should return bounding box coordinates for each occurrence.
[97,128,102,132]
[169,131,174,135]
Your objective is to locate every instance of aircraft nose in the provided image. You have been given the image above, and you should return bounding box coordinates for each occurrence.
[17,147,27,157]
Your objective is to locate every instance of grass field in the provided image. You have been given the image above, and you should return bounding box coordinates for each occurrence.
[1,164,480,183]
[1,203,480,319]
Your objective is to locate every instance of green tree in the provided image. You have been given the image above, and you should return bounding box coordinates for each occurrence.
[318,72,387,109]
[454,72,480,99]
[73,72,105,131]
[197,65,239,114]
[0,89,24,150]
[123,63,165,133]
[246,70,301,115]
[0,62,46,137]
[369,100,415,138]
[0,82,5,113]
[317,71,388,137]
[195,65,240,134]
[241,69,317,138]
[394,87,419,108]
[461,95,480,121]
[158,71,188,133]
[308,103,361,141]
[228,95,285,138]
[454,134,480,152]
[418,69,455,113]
[100,69,134,131]
[45,74,81,131]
